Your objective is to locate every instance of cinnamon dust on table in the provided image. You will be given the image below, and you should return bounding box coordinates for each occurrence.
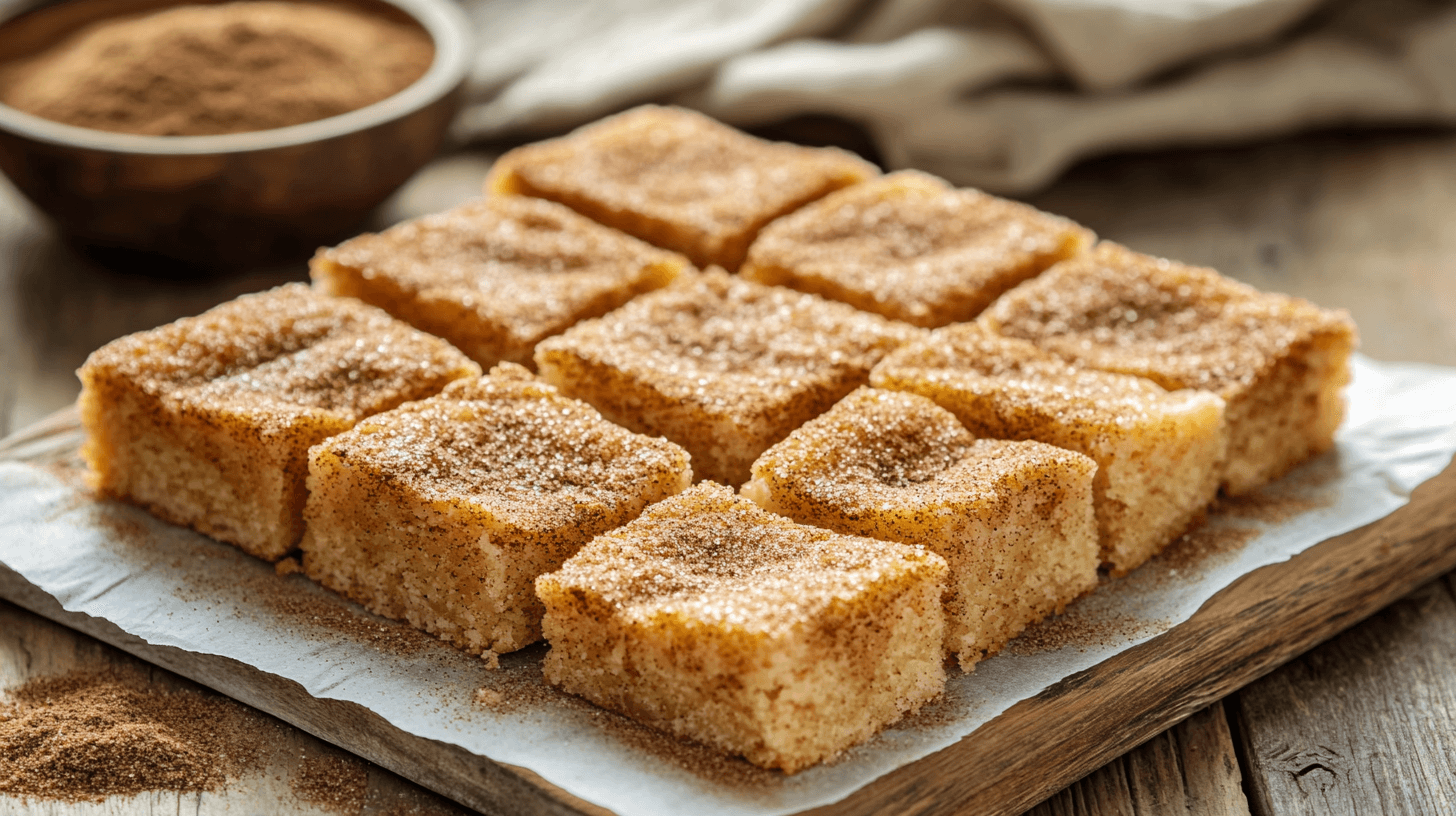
[0,669,270,802]
[291,747,370,814]
[0,1,434,136]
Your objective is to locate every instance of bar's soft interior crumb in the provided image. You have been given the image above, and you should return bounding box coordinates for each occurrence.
[77,283,479,561]
[535,269,925,486]
[301,364,692,656]
[741,170,1093,327]
[980,242,1357,494]
[743,387,1099,670]
[311,196,691,369]
[536,482,947,773]
[871,324,1226,575]
[485,105,879,271]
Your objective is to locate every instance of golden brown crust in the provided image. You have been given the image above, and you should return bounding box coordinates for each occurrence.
[980,242,1357,493]
[980,241,1357,399]
[535,269,925,485]
[742,170,1093,327]
[871,324,1227,574]
[545,483,945,638]
[323,373,692,531]
[77,284,479,559]
[311,196,691,368]
[80,283,479,428]
[748,386,1088,519]
[869,323,1182,447]
[744,387,1101,670]
[301,368,693,654]
[537,483,948,772]
[485,105,879,271]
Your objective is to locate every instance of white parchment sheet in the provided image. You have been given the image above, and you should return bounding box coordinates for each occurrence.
[2,354,1454,816]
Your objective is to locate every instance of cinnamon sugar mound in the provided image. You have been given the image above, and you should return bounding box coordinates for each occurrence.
[312,196,691,369]
[0,1,433,136]
[536,483,948,773]
[981,242,1356,494]
[0,670,269,802]
[535,269,924,485]
[742,170,1093,327]
[486,105,878,271]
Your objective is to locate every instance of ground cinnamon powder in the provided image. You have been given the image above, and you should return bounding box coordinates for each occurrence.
[0,1,434,136]
[0,669,270,801]
[291,748,370,814]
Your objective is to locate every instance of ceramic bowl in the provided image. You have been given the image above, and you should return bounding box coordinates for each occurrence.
[0,0,472,269]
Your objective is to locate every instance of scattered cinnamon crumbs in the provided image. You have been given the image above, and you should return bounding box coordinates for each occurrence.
[290,747,370,815]
[276,555,306,577]
[1155,525,1260,572]
[1008,606,1157,655]
[1215,488,1331,525]
[261,586,439,657]
[0,669,270,802]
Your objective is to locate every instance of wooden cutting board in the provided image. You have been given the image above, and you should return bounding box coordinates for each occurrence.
[3,406,1455,816]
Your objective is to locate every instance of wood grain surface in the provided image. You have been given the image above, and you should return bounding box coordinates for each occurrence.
[1027,701,1249,816]
[1235,573,1456,814]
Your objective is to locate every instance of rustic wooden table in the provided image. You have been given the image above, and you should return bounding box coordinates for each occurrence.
[1,126,1453,815]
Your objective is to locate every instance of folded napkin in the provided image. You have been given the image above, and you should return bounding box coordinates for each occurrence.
[456,0,1456,192]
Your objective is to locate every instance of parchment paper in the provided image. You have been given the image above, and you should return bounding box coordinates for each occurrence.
[1,354,1454,816]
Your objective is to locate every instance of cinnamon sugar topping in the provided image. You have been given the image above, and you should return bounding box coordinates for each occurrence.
[82,283,479,427]
[487,105,878,270]
[870,323,1185,443]
[982,242,1357,397]
[321,371,691,531]
[752,387,1079,516]
[312,196,690,367]
[545,483,944,638]
[743,170,1093,327]
[541,269,922,420]
[536,269,924,484]
[871,322,1227,575]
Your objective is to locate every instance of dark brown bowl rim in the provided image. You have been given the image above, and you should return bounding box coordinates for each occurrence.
[0,0,473,155]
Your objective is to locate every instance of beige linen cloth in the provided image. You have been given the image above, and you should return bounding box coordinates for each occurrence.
[456,0,1456,192]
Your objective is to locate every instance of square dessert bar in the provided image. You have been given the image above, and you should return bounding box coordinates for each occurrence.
[534,269,925,486]
[980,242,1357,494]
[743,387,1099,670]
[301,364,692,656]
[485,105,879,271]
[311,195,691,369]
[871,324,1226,575]
[741,170,1094,327]
[536,482,947,773]
[78,284,479,561]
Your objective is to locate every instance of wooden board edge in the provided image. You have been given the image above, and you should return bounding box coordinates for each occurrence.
[801,455,1456,816]
[0,566,619,816]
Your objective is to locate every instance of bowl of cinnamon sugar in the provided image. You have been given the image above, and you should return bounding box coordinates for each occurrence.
[0,0,471,269]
